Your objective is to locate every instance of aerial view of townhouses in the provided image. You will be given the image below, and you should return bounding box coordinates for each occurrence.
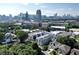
[0,3,79,55]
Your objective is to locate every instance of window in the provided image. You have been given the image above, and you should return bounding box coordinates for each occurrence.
[33,35,36,40]
[37,34,41,37]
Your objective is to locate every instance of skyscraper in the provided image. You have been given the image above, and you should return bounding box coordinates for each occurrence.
[25,11,29,20]
[36,9,42,21]
[54,13,57,17]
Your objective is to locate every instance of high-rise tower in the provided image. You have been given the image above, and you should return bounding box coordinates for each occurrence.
[25,11,29,20]
[36,9,41,21]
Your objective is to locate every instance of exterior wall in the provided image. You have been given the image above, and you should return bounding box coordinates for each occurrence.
[70,48,79,55]
[36,34,53,45]
[69,29,79,32]
[42,23,49,28]
[36,10,41,21]
[50,26,65,31]
[52,28,65,31]
[4,33,13,43]
[28,31,48,40]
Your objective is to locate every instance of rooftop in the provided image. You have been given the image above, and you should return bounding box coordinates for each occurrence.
[51,26,65,29]
[28,31,48,36]
[36,33,51,39]
[50,31,65,35]
[69,28,79,32]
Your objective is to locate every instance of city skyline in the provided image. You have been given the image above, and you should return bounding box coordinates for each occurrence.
[0,3,79,16]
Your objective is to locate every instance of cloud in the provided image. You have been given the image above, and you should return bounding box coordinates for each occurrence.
[41,8,79,16]
[68,8,73,10]
[34,3,39,5]
[21,3,29,6]
[39,5,47,8]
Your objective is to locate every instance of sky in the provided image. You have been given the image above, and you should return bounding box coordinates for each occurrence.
[0,3,79,16]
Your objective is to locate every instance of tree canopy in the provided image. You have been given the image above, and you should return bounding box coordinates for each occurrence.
[0,41,42,55]
[57,35,77,48]
[15,31,28,43]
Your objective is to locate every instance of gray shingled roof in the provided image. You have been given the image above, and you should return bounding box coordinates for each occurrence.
[70,48,79,55]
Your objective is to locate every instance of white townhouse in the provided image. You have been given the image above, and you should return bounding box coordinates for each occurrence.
[3,32,13,44]
[28,31,49,40]
[36,33,53,45]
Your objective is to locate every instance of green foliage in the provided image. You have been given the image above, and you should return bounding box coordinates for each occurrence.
[65,23,70,31]
[64,37,76,47]
[9,25,22,30]
[74,35,79,42]
[57,36,68,44]
[32,41,42,54]
[57,35,79,49]
[42,45,48,51]
[23,25,32,29]
[15,31,28,43]
[0,41,42,55]
[32,41,38,49]
[8,43,37,55]
[74,35,79,49]
[50,50,58,55]
[0,45,7,55]
[0,32,5,42]
[0,23,11,32]
[14,26,22,30]
[65,22,79,30]
[57,35,77,47]
[74,42,79,49]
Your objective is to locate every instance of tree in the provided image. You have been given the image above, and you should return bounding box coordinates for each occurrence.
[15,26,22,30]
[57,36,67,44]
[15,31,28,43]
[64,37,76,48]
[74,42,79,49]
[57,35,77,48]
[50,50,58,55]
[0,32,5,42]
[65,22,79,30]
[65,23,70,32]
[32,41,42,55]
[42,45,48,51]
[46,27,50,32]
[0,41,42,55]
[8,43,37,55]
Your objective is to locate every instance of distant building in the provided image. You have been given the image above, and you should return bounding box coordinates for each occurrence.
[54,13,57,17]
[41,22,49,28]
[50,26,65,31]
[36,9,42,21]
[9,14,12,20]
[20,29,40,33]
[25,11,29,21]
[14,22,22,26]
[19,13,25,20]
[69,28,79,32]
[20,29,30,32]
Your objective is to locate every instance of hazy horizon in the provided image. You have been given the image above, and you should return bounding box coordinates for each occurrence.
[0,3,79,16]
